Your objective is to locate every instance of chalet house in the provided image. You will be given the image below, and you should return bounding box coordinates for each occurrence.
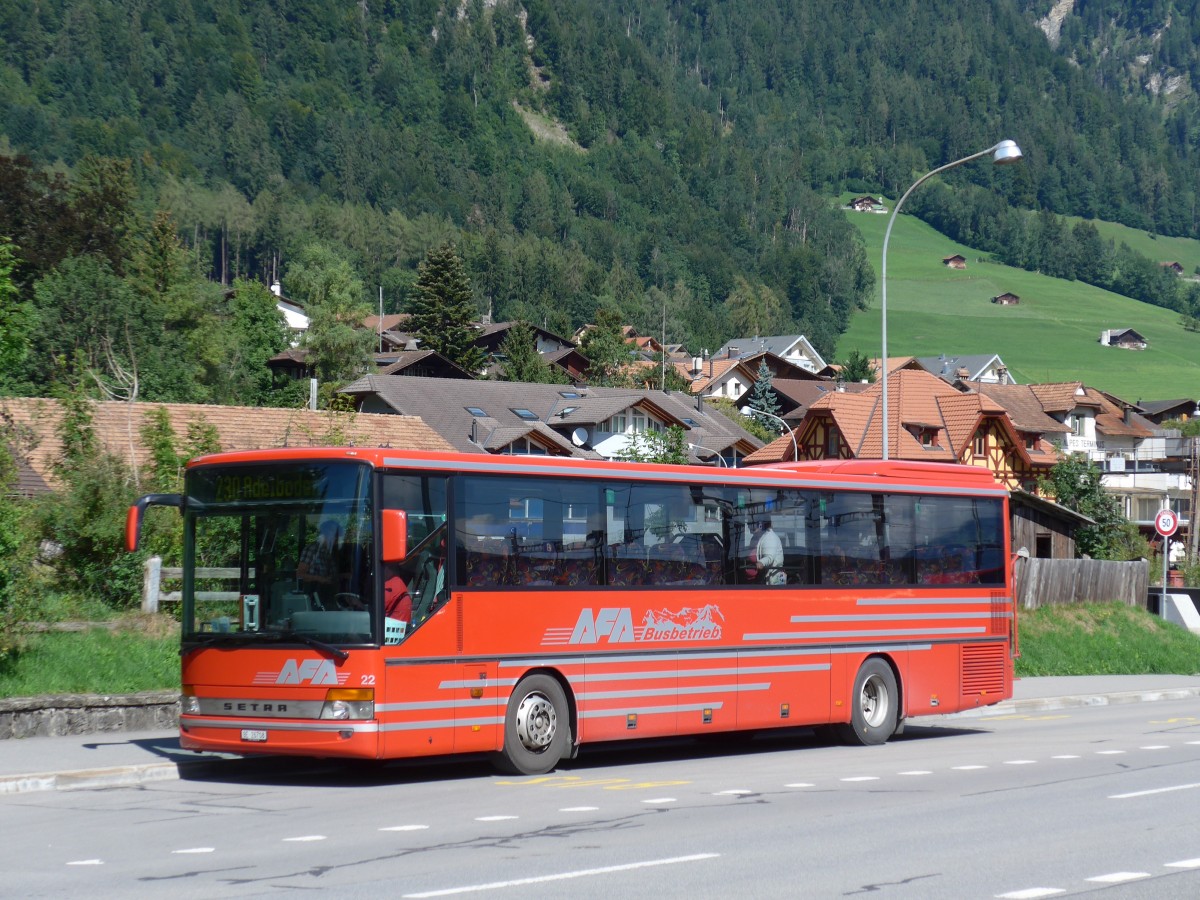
[916,353,1015,385]
[991,292,1020,305]
[741,368,1061,495]
[714,334,827,373]
[942,254,967,269]
[846,196,886,213]
[1137,398,1200,425]
[676,348,822,403]
[1160,261,1184,275]
[1100,328,1147,350]
[339,376,762,466]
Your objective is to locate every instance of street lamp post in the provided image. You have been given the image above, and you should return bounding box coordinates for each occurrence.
[744,408,799,461]
[689,443,729,467]
[880,139,1023,460]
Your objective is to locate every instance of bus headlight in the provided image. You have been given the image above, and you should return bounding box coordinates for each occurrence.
[319,688,374,720]
[181,687,201,716]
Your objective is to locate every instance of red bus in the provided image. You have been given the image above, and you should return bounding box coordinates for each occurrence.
[127,448,1015,775]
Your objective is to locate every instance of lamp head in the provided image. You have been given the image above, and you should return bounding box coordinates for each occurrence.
[992,140,1023,165]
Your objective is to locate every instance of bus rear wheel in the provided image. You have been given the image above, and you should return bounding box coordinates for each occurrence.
[836,658,899,746]
[494,674,570,775]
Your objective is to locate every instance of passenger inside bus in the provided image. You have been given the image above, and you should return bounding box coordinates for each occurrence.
[383,564,412,625]
[297,519,340,609]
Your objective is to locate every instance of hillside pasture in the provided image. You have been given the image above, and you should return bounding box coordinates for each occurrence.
[837,206,1200,400]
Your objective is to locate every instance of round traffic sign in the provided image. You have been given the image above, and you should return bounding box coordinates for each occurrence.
[1155,508,1179,537]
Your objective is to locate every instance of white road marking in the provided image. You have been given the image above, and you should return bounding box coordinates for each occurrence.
[953,765,987,770]
[283,835,326,842]
[641,797,677,804]
[1004,760,1037,765]
[380,825,430,832]
[475,815,517,822]
[1140,745,1168,750]
[785,782,814,788]
[172,848,214,854]
[840,776,879,782]
[898,770,932,776]
[994,889,1064,899]
[714,789,753,795]
[1110,781,1200,799]
[1085,871,1149,884]
[66,860,104,866]
[1096,750,1126,755]
[1051,755,1079,759]
[1165,858,1200,868]
[560,806,599,812]
[401,852,720,898]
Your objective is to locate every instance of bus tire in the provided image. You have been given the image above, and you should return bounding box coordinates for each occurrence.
[835,658,898,746]
[494,674,570,776]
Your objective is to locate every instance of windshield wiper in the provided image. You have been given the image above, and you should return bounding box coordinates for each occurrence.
[181,633,253,657]
[275,630,350,662]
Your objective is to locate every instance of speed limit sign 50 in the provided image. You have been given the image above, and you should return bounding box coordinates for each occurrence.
[1155,508,1179,537]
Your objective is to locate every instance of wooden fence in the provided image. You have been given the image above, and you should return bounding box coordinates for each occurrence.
[141,556,241,613]
[1013,557,1150,610]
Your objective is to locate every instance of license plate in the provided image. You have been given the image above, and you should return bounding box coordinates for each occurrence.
[241,729,268,742]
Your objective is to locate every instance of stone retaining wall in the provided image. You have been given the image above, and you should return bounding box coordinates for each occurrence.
[0,692,179,740]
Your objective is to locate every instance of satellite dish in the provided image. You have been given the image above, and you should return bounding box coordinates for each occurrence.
[571,427,588,447]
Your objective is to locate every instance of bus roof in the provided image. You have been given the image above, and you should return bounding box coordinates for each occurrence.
[186,447,1008,497]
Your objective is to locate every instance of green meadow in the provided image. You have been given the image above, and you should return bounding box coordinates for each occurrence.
[837,204,1200,401]
[1065,215,1200,276]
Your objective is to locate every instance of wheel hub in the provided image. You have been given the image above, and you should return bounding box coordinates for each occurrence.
[515,692,557,751]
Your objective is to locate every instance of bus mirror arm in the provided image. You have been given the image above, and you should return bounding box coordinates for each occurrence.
[126,493,182,552]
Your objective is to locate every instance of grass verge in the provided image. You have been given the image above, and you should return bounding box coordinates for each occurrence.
[0,603,1196,699]
[1015,601,1200,677]
[0,615,179,699]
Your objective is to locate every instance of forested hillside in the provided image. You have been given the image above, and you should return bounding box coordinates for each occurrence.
[2,0,1200,403]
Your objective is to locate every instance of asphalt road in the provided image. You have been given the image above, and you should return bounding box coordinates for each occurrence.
[3,695,1200,898]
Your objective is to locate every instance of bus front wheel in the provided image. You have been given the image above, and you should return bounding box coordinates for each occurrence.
[494,674,570,775]
[836,658,898,746]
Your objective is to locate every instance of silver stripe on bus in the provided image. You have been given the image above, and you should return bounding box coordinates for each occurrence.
[579,702,725,718]
[855,596,1007,606]
[379,716,505,732]
[744,627,987,640]
[791,612,995,622]
[382,456,1009,497]
[377,698,506,712]
[576,683,768,701]
[497,646,832,668]
[567,662,830,683]
[183,717,378,733]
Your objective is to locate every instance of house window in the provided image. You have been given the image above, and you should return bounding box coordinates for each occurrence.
[606,413,627,433]
[825,426,839,457]
[973,433,987,457]
[631,410,648,433]
[504,438,548,455]
[1025,435,1037,450]
[511,408,539,421]
[465,406,487,417]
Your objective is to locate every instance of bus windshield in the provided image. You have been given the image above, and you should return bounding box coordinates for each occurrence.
[183,462,375,646]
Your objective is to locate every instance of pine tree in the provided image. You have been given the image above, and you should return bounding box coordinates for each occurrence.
[410,242,488,375]
[748,358,783,433]
[577,306,633,387]
[498,321,567,384]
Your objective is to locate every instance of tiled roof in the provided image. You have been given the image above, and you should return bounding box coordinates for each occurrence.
[1027,382,1086,414]
[1084,387,1155,438]
[339,375,761,460]
[0,398,453,491]
[969,383,1073,433]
